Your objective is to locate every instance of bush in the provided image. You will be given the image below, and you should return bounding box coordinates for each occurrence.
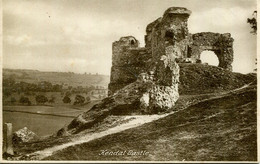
[19,96,31,105]
[11,97,16,104]
[63,95,71,104]
[85,96,91,103]
[35,95,48,104]
[3,88,12,97]
[74,95,85,105]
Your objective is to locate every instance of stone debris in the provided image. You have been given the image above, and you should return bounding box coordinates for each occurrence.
[13,127,38,144]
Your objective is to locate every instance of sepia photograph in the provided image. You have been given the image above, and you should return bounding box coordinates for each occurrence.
[1,0,258,162]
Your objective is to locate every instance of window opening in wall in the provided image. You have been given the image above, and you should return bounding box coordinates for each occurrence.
[165,31,174,45]
[130,40,135,45]
[200,51,219,66]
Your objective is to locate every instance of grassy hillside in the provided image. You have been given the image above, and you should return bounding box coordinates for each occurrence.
[45,85,257,161]
[5,64,257,161]
[179,63,256,94]
[3,69,110,87]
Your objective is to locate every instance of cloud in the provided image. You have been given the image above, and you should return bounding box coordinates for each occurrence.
[2,0,257,74]
[189,7,255,33]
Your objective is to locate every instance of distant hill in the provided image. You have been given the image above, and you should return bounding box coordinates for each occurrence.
[3,69,110,88]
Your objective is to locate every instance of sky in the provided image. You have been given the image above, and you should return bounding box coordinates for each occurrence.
[3,0,257,75]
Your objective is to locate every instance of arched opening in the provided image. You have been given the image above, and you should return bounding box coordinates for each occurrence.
[165,31,174,39]
[200,51,219,66]
[129,39,135,45]
[165,31,174,45]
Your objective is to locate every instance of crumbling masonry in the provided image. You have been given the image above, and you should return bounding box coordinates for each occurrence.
[109,7,234,99]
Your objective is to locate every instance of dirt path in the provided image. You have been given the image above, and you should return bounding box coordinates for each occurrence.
[24,114,170,160]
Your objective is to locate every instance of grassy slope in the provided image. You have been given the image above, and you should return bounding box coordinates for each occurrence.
[179,63,256,94]
[45,85,257,161]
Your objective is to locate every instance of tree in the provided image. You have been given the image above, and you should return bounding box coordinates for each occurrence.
[65,91,72,97]
[63,95,71,104]
[247,11,257,35]
[19,96,31,105]
[247,11,257,72]
[85,96,91,103]
[3,88,12,97]
[35,95,48,104]
[73,95,85,105]
[10,97,16,104]
[53,84,63,92]
[38,81,53,92]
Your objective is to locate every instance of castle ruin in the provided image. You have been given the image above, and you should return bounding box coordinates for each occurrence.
[57,7,236,136]
[109,7,234,98]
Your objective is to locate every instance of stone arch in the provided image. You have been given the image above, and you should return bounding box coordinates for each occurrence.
[188,32,234,71]
[129,38,136,45]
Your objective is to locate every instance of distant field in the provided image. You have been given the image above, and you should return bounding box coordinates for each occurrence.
[3,106,84,117]
[3,103,98,136]
[3,111,72,136]
[2,68,106,136]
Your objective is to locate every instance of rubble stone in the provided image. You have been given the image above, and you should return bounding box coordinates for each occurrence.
[12,127,38,144]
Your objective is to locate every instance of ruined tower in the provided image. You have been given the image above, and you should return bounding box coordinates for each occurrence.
[108,36,151,96]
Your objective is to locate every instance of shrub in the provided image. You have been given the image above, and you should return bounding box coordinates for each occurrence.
[35,95,48,104]
[11,97,16,104]
[85,96,91,103]
[73,95,85,105]
[63,95,71,104]
[19,96,31,105]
